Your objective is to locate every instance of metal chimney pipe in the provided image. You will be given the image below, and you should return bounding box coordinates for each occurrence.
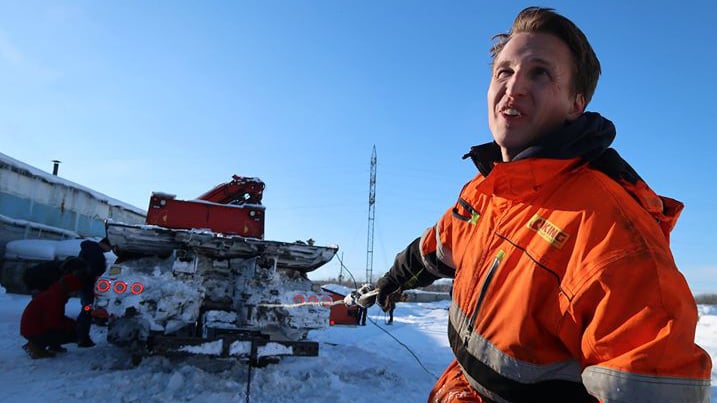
[52,160,61,175]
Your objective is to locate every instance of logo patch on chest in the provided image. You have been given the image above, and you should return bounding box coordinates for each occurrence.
[527,214,570,249]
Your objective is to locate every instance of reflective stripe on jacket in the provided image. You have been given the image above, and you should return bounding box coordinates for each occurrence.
[418,155,711,402]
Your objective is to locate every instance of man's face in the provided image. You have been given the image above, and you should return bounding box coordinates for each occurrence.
[487,32,585,161]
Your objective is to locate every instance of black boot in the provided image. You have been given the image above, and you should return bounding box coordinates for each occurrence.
[48,344,68,353]
[23,342,55,359]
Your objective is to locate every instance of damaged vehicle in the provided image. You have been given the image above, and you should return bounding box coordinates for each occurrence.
[94,176,337,365]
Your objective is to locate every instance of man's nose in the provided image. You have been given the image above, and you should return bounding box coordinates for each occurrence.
[505,72,528,97]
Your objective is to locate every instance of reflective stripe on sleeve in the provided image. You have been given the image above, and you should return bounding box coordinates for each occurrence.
[420,226,455,278]
[583,365,711,403]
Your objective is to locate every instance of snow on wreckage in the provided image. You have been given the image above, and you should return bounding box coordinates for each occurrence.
[94,175,338,366]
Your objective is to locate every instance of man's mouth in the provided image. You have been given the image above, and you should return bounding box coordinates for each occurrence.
[502,107,522,117]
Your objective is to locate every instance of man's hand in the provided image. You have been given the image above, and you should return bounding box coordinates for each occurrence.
[376,276,400,312]
[344,276,401,311]
[344,284,378,307]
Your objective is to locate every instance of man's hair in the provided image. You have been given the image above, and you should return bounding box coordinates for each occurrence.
[490,7,601,105]
[61,257,91,283]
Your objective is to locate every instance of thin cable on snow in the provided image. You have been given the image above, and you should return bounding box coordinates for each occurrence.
[367,316,439,381]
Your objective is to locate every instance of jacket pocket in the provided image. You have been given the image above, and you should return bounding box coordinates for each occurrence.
[463,250,505,345]
[452,198,480,224]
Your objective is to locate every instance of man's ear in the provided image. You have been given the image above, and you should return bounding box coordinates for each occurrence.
[568,93,586,120]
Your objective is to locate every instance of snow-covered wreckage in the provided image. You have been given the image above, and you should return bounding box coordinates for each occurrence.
[94,176,338,365]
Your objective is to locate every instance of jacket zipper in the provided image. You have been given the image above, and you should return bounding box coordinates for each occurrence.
[463,250,505,345]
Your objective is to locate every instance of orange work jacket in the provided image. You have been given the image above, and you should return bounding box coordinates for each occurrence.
[412,155,712,402]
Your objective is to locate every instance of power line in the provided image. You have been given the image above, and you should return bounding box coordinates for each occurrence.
[335,253,358,290]
[338,252,345,284]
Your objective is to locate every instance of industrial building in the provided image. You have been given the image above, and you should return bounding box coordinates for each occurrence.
[0,151,145,257]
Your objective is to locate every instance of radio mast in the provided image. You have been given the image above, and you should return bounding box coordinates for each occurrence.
[366,145,377,283]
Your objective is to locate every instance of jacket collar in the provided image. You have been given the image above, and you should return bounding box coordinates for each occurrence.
[462,112,682,237]
[475,157,583,200]
[463,112,616,176]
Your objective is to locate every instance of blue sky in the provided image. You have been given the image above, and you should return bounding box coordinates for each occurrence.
[1,1,715,292]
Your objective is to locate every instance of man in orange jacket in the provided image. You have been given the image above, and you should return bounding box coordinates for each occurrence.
[367,7,712,402]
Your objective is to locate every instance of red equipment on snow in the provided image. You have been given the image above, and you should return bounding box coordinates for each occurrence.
[145,176,266,238]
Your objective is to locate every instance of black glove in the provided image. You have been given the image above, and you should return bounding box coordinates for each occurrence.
[376,276,400,312]
[350,284,376,308]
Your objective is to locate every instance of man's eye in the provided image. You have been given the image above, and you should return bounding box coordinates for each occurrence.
[531,67,551,79]
[495,69,511,79]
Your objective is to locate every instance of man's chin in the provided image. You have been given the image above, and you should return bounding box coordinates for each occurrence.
[492,132,531,148]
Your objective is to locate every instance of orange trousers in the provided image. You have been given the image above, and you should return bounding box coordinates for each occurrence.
[428,360,485,402]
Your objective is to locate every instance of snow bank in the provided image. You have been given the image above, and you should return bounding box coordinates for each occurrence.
[4,238,85,260]
[179,340,224,355]
[3,238,117,264]
[699,304,717,316]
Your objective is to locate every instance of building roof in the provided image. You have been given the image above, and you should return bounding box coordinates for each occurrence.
[0,151,145,216]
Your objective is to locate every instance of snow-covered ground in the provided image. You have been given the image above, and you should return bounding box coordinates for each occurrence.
[0,286,714,402]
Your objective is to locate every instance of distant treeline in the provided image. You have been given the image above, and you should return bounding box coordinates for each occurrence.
[695,294,717,305]
[314,278,452,293]
[317,279,716,304]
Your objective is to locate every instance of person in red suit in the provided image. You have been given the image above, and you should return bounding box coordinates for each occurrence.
[20,259,88,359]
